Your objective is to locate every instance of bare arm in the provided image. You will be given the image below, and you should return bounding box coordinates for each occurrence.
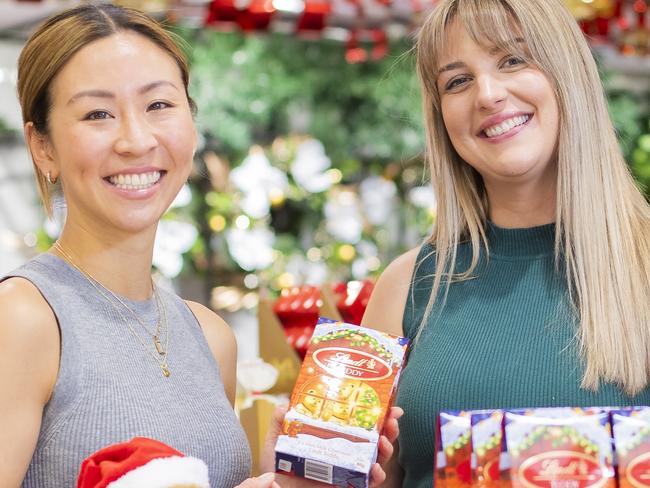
[361,247,420,488]
[361,248,420,336]
[186,301,238,407]
[0,278,59,487]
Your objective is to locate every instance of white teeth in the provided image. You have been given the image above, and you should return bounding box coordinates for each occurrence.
[108,171,161,190]
[484,115,530,138]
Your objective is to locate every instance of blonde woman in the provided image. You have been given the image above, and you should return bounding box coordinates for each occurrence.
[0,4,398,487]
[362,0,650,486]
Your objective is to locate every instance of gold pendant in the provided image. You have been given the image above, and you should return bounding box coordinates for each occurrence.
[162,365,171,377]
[155,339,164,355]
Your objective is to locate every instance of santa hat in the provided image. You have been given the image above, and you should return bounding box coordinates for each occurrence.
[77,437,210,488]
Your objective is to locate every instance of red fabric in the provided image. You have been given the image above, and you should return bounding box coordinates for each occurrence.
[77,437,184,488]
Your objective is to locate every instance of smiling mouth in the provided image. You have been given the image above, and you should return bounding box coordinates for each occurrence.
[482,114,532,138]
[105,170,164,190]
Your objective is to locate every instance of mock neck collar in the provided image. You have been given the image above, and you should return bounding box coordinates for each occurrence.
[486,220,556,258]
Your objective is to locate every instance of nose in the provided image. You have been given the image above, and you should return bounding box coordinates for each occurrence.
[113,111,158,156]
[475,74,507,111]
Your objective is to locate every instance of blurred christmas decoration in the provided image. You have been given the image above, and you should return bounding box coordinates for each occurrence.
[273,285,322,357]
[167,0,650,61]
[270,281,373,357]
[235,358,283,476]
[179,27,430,295]
[332,279,374,325]
[237,358,280,395]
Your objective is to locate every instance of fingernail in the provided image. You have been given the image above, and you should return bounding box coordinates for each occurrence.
[258,472,275,481]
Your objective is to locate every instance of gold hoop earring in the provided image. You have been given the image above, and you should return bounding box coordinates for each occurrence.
[46,171,58,185]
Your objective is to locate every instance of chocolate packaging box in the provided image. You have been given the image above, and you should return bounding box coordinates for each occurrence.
[274,317,409,487]
[436,407,623,488]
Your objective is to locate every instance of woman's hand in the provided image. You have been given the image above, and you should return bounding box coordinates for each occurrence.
[260,405,404,487]
[235,472,280,488]
[368,406,404,487]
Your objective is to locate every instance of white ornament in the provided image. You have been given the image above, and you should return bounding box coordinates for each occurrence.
[225,227,275,271]
[360,176,397,225]
[153,220,198,278]
[291,139,332,193]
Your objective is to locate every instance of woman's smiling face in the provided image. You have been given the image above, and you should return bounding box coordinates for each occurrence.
[437,19,559,193]
[43,31,196,235]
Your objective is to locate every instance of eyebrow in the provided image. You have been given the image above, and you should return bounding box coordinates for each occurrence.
[67,80,180,105]
[437,37,526,77]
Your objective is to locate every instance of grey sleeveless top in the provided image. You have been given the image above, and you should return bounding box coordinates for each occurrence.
[3,253,251,488]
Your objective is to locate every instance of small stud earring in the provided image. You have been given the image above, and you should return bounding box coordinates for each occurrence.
[46,171,58,185]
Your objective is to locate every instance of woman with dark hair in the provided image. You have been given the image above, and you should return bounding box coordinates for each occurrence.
[0,4,398,487]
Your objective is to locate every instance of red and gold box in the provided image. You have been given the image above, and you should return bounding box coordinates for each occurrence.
[436,410,473,488]
[504,408,615,488]
[472,410,507,488]
[612,407,650,488]
[274,317,409,487]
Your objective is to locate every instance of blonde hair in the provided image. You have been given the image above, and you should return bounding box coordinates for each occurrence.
[416,0,650,395]
[17,4,195,217]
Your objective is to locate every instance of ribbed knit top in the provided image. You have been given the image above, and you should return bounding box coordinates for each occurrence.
[3,253,251,487]
[396,222,650,488]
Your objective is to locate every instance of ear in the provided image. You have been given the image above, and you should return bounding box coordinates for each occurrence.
[24,121,58,178]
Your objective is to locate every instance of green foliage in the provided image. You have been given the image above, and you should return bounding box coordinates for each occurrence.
[600,67,650,199]
[0,116,18,142]
[181,29,423,166]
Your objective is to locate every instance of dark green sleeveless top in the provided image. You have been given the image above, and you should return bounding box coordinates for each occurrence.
[395,222,650,488]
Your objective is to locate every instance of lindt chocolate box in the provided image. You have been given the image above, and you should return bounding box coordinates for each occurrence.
[505,408,615,488]
[471,410,507,488]
[435,410,473,488]
[274,317,409,487]
[611,407,650,488]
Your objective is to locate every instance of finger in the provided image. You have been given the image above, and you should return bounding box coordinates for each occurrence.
[382,417,399,444]
[390,406,404,420]
[381,407,403,442]
[376,434,394,466]
[236,472,276,488]
[267,404,288,439]
[260,405,289,472]
[368,462,387,488]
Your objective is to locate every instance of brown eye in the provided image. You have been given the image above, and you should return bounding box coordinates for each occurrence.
[148,101,172,111]
[84,111,111,121]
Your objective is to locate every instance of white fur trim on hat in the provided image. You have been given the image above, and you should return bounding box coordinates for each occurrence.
[107,455,210,488]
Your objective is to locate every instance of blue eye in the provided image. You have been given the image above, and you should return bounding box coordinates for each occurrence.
[85,110,111,120]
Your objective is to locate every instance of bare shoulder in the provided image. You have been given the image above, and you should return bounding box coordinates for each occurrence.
[0,277,60,392]
[185,300,235,343]
[361,247,421,337]
[185,300,237,406]
[0,277,59,485]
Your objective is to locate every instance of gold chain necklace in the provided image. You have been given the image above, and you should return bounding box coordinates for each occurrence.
[52,241,171,377]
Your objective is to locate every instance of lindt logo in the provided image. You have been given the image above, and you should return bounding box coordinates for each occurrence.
[518,451,607,488]
[313,347,391,380]
[626,451,650,488]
